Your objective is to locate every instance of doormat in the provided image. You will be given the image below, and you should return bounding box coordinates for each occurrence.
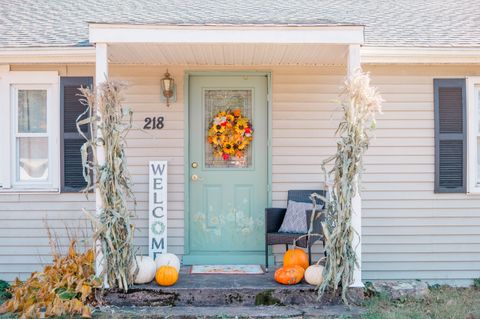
[190,264,264,275]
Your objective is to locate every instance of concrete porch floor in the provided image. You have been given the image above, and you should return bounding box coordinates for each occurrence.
[140,266,311,289]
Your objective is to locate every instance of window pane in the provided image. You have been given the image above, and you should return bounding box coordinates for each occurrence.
[18,90,47,133]
[17,137,48,182]
[205,89,253,168]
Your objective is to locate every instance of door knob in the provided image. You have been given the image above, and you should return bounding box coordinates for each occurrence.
[191,162,198,168]
[191,174,199,181]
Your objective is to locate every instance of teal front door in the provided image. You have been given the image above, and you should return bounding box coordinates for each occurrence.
[184,74,269,264]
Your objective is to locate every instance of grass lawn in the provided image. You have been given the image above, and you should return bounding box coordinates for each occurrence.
[363,285,480,319]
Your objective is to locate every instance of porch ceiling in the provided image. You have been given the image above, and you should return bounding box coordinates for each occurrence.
[107,43,349,66]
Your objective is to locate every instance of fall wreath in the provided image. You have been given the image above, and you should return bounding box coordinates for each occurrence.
[207,109,253,160]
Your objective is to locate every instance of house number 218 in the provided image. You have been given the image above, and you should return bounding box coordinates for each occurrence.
[144,116,165,130]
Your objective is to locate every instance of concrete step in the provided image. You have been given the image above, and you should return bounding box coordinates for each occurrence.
[105,285,340,307]
[104,271,341,307]
[94,305,364,319]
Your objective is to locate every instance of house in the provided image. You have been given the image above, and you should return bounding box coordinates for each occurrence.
[0,0,479,287]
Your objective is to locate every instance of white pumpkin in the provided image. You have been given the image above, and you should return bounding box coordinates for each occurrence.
[155,253,181,273]
[304,264,324,286]
[132,255,156,284]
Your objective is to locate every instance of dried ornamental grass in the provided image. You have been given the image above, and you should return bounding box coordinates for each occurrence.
[0,241,101,318]
[77,81,136,292]
[317,70,383,303]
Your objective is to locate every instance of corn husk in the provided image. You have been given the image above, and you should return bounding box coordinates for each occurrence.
[317,70,383,303]
[77,81,136,292]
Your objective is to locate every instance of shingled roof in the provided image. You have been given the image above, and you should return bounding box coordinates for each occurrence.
[0,0,479,48]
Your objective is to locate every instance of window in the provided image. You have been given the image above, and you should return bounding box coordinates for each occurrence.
[0,71,59,191]
[467,77,480,193]
[0,72,91,192]
[204,89,253,168]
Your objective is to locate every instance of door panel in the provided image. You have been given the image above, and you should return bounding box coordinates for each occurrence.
[188,75,268,262]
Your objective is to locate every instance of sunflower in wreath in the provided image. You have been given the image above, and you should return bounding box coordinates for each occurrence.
[208,109,253,160]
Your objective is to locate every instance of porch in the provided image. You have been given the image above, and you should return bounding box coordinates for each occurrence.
[103,267,364,318]
[102,270,364,319]
[89,23,364,287]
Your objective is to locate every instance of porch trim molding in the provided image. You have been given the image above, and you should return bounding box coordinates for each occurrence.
[89,24,365,45]
[2,45,480,65]
[361,46,480,64]
[0,47,95,64]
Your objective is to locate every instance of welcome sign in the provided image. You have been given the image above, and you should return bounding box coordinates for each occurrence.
[148,160,168,260]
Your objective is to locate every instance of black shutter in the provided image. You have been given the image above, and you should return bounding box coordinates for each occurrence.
[60,77,93,192]
[434,79,467,193]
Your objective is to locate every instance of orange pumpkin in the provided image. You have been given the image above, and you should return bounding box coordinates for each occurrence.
[283,248,309,270]
[155,265,178,286]
[274,265,305,285]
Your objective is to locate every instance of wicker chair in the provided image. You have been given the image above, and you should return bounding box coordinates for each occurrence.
[264,189,326,272]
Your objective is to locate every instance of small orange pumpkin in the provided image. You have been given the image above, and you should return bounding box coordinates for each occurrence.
[283,248,309,270]
[155,265,178,286]
[274,265,305,285]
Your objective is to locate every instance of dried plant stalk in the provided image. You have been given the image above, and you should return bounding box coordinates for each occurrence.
[77,81,136,292]
[318,70,383,303]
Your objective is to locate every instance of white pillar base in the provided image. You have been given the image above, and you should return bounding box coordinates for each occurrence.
[350,191,363,288]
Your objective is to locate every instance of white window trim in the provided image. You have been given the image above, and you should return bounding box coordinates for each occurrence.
[0,71,60,192]
[467,76,480,193]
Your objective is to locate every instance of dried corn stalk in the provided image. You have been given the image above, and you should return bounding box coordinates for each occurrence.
[77,81,136,292]
[318,70,382,303]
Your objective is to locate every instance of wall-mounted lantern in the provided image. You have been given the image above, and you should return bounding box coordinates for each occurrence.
[160,70,176,107]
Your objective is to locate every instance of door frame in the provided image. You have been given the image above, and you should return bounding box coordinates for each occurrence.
[183,70,272,257]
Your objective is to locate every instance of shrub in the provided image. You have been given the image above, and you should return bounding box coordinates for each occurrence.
[0,241,101,318]
[474,278,480,289]
[0,280,11,302]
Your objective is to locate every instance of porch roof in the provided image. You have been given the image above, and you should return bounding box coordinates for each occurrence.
[0,0,479,49]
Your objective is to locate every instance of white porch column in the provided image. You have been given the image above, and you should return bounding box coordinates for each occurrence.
[347,44,364,288]
[347,44,361,76]
[95,43,108,280]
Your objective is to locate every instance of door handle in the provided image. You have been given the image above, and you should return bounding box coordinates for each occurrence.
[191,174,200,181]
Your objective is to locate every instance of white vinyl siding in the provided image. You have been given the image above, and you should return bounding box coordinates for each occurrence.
[0,66,95,281]
[363,66,480,285]
[1,64,480,286]
[112,66,186,259]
